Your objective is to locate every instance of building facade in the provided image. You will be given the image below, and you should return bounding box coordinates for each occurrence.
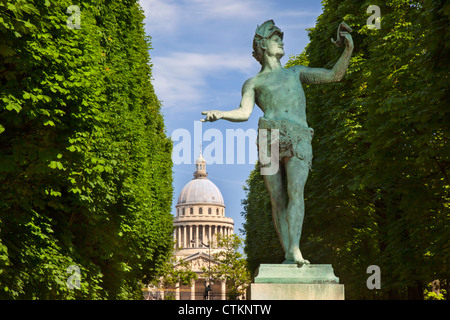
[146,152,234,300]
[174,151,234,251]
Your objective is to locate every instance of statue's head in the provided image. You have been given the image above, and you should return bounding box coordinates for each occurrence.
[252,20,284,65]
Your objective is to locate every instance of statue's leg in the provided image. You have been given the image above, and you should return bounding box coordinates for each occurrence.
[262,163,289,253]
[284,156,310,265]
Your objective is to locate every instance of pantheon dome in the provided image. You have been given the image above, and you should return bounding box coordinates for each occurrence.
[174,152,234,251]
[176,153,224,206]
[165,152,234,300]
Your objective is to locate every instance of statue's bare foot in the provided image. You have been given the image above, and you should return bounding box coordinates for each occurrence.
[282,259,295,264]
[296,259,310,266]
[292,247,310,266]
[284,247,310,265]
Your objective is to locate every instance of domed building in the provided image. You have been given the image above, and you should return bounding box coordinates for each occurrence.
[174,151,234,253]
[147,152,234,300]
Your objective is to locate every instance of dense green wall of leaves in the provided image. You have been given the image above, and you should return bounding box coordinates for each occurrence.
[0,0,173,299]
[242,0,449,299]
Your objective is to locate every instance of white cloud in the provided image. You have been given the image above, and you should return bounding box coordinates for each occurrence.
[153,52,254,110]
[138,0,321,112]
[138,0,267,112]
[139,0,271,34]
[189,0,268,20]
[274,9,321,31]
[277,10,322,18]
[139,0,181,34]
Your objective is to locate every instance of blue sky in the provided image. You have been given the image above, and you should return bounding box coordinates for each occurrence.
[138,0,324,236]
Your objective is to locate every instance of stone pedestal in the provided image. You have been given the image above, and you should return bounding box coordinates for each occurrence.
[248,264,344,300]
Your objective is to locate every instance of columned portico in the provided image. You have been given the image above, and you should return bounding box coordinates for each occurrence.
[170,151,234,300]
[173,223,234,249]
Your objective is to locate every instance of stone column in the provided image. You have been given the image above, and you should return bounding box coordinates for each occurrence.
[208,224,212,244]
[190,279,195,300]
[211,226,214,245]
[177,227,181,247]
[183,225,187,249]
[173,229,176,248]
[221,281,226,300]
[175,282,180,300]
[174,226,177,247]
[202,225,206,245]
[195,225,199,247]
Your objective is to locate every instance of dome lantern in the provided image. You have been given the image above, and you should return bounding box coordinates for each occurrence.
[177,150,224,206]
[194,150,207,179]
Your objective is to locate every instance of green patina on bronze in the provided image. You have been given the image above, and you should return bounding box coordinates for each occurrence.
[202,20,353,265]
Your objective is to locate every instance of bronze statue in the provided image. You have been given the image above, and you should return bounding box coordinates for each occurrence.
[202,20,353,265]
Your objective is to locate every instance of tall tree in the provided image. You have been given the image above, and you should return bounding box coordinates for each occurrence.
[0,0,173,299]
[208,234,251,300]
[149,255,198,300]
[243,0,449,299]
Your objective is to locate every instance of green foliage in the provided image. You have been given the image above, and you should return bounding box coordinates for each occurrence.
[208,234,251,300]
[0,0,173,299]
[243,0,449,299]
[151,253,198,300]
[423,280,447,300]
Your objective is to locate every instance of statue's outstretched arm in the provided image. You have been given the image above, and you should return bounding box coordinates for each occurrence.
[201,78,255,123]
[300,31,353,84]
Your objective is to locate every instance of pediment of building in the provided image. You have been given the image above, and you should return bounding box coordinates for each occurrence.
[175,252,217,272]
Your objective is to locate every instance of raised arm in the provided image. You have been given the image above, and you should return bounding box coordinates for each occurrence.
[300,32,353,84]
[201,78,255,123]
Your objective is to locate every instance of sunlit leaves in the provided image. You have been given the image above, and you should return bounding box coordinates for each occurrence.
[0,0,173,299]
[245,0,449,299]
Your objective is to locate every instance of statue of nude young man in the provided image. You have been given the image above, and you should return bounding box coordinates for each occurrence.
[202,20,353,265]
